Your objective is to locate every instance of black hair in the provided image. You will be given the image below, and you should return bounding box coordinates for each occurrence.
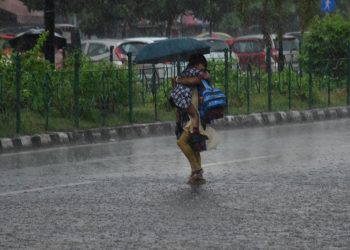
[187,53,207,69]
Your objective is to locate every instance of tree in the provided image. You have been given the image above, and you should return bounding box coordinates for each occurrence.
[44,0,55,63]
[190,0,235,35]
[141,0,188,37]
[19,0,350,39]
[77,0,125,38]
[20,0,85,15]
[235,0,273,49]
[20,0,142,37]
[328,0,350,19]
[295,0,320,33]
[301,14,350,77]
[234,0,324,71]
[270,0,297,70]
[217,12,242,36]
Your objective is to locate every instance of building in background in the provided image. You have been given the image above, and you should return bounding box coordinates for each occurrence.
[0,0,43,28]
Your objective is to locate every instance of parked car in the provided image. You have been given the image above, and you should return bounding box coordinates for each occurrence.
[196,37,234,61]
[81,37,167,65]
[124,37,167,44]
[0,25,38,38]
[272,34,300,68]
[196,32,235,47]
[81,39,136,65]
[284,31,308,44]
[125,37,177,81]
[231,34,278,71]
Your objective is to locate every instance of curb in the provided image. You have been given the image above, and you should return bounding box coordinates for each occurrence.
[1,106,349,153]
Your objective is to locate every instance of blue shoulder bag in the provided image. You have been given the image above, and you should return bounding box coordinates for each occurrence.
[199,80,227,123]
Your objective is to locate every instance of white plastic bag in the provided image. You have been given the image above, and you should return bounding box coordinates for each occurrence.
[205,126,220,150]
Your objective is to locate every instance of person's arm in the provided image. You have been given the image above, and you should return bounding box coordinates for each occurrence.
[176,76,201,86]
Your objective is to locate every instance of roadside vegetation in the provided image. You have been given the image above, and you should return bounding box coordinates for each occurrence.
[1,14,350,138]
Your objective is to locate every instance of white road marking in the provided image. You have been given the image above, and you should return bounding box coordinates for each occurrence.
[0,181,96,197]
[0,155,277,197]
[0,140,124,157]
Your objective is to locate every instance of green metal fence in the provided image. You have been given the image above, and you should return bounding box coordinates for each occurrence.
[0,49,350,137]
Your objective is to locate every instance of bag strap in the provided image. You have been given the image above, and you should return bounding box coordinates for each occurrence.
[201,80,212,90]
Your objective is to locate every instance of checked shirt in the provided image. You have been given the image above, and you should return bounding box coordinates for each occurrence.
[170,67,207,109]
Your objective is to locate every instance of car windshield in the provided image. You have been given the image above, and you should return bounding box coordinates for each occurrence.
[87,43,109,56]
[283,39,299,51]
[233,40,264,53]
[119,42,147,55]
[274,38,299,51]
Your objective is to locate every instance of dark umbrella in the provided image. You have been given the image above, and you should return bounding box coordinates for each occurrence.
[9,28,67,52]
[134,37,210,64]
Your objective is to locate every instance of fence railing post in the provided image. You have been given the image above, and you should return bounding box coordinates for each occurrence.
[224,48,229,113]
[236,63,240,97]
[15,52,21,134]
[288,62,292,110]
[257,65,261,94]
[247,64,251,114]
[151,64,158,121]
[266,45,272,112]
[327,75,331,107]
[44,73,50,131]
[308,49,313,109]
[73,51,80,129]
[101,71,107,126]
[347,43,350,105]
[109,46,114,63]
[0,74,3,109]
[141,68,145,104]
[127,52,133,123]
[176,61,181,76]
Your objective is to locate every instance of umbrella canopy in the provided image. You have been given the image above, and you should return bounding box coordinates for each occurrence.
[134,37,210,64]
[9,28,67,52]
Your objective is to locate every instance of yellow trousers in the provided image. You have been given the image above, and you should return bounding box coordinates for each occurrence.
[176,88,207,173]
[177,129,202,173]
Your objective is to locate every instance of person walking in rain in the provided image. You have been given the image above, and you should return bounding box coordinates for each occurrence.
[170,54,211,184]
[170,54,209,151]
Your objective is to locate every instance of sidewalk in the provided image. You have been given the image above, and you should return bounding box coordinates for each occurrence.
[1,106,349,153]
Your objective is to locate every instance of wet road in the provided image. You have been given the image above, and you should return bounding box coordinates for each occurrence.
[1,119,350,249]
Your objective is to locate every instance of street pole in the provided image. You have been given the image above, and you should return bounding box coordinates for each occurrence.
[209,0,212,36]
[44,0,55,64]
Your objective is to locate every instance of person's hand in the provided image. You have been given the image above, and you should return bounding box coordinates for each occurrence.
[190,133,207,152]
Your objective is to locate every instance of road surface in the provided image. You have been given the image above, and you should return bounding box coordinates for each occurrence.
[1,119,350,249]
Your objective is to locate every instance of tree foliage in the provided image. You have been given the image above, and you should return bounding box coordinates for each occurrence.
[141,0,188,37]
[18,0,350,38]
[190,0,235,33]
[300,14,350,77]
